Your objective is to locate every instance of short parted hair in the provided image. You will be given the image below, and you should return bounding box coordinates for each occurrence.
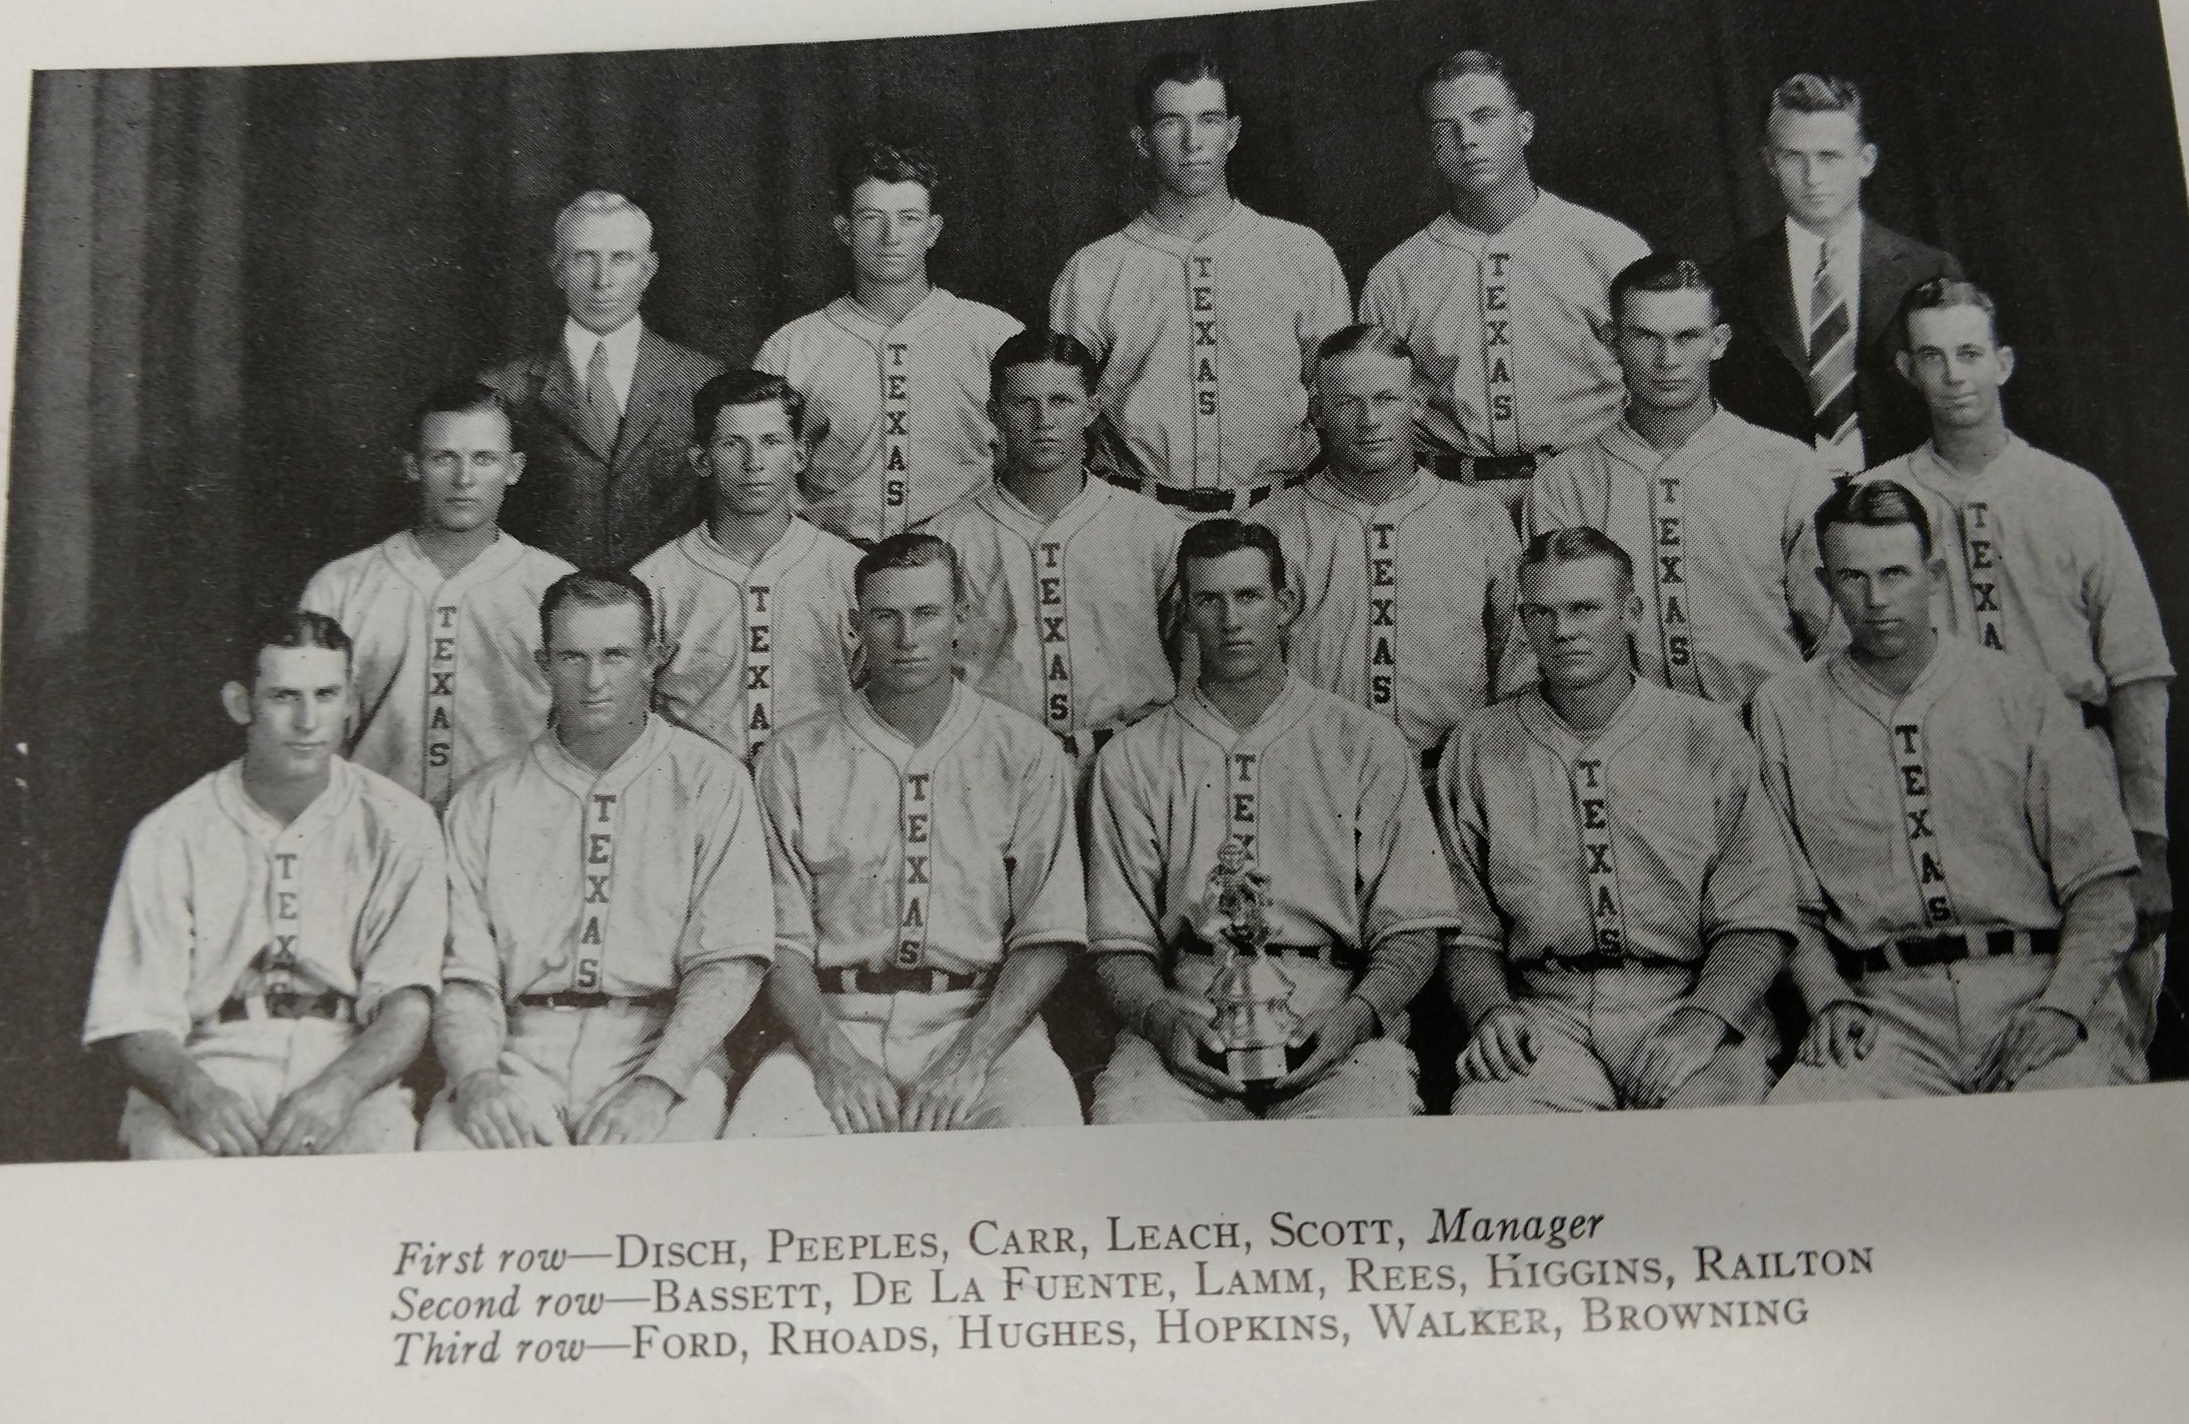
[540,568,657,649]
[1134,51,1231,126]
[692,369,807,446]
[1814,477,1935,561]
[1414,49,1524,118]
[1608,254,1721,324]
[1768,73,1865,140]
[553,190,653,259]
[410,379,515,451]
[990,328,1100,398]
[835,139,945,213]
[1520,526,1636,596]
[1897,276,2005,348]
[1315,322,1414,368]
[1178,517,1288,596]
[243,608,352,685]
[855,531,967,606]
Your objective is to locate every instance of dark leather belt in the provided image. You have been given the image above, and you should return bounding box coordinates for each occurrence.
[518,990,674,1012]
[819,965,992,995]
[1102,470,1309,516]
[1830,927,2062,981]
[212,990,353,1024]
[1436,451,1546,484]
[1058,726,1116,759]
[1526,953,1692,974]
[1178,937,1353,969]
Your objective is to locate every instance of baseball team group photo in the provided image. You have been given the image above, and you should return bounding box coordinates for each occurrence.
[7,0,2189,1162]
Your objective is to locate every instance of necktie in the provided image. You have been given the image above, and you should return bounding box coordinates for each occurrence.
[584,338,621,455]
[1806,240,1860,472]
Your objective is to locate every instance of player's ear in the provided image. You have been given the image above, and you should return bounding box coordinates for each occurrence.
[636,250,660,290]
[221,680,253,727]
[1516,109,1536,149]
[1306,388,1324,431]
[1708,322,1732,361]
[1894,350,1915,385]
[788,434,810,476]
[1995,343,2016,386]
[831,214,852,249]
[922,214,944,251]
[1926,555,1950,584]
[650,639,678,676]
[1223,114,1242,155]
[506,450,524,486]
[1813,565,1832,598]
[1131,125,1152,162]
[1856,141,1880,181]
[688,444,709,480]
[401,452,423,485]
[534,647,551,677]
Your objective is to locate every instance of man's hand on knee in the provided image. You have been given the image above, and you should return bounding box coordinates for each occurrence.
[576,1076,678,1146]
[813,1045,903,1134]
[173,1073,269,1158]
[263,1074,363,1156]
[1628,1005,1731,1109]
[1457,1004,1536,1084]
[455,1070,562,1149]
[1148,995,1246,1099]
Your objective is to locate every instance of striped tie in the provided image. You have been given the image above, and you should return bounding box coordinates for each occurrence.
[584,338,621,456]
[1806,239,1860,473]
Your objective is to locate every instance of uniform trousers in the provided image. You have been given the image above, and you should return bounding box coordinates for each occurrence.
[119,1017,417,1158]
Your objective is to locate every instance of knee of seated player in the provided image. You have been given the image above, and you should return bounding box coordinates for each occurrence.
[1655,1037,1775,1110]
[1088,1033,1242,1126]
[959,1019,1084,1129]
[1275,1037,1418,1120]
[327,1082,421,1153]
[721,1045,838,1138]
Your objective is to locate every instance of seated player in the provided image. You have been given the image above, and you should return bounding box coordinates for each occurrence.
[1436,528,1796,1114]
[300,381,574,811]
[1759,482,2143,1101]
[1084,520,1458,1122]
[421,571,774,1148]
[633,370,860,765]
[82,610,444,1157]
[924,330,1182,771]
[724,533,1085,1134]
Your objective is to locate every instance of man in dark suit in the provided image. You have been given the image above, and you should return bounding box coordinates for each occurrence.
[1710,74,1961,475]
[483,191,726,568]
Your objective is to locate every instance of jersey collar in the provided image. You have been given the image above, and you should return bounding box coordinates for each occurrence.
[1901,433,2032,499]
[844,677,981,773]
[827,286,952,343]
[678,517,819,583]
[1824,637,1973,730]
[1515,675,1667,764]
[978,470,1107,543]
[1602,404,1743,474]
[1123,200,1259,260]
[1426,187,1557,252]
[386,528,525,600]
[533,712,670,800]
[213,755,361,845]
[1177,671,1315,753]
[1304,466,1437,522]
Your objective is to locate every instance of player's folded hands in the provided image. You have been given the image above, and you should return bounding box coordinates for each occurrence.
[1800,1000,1877,1069]
[263,1075,359,1156]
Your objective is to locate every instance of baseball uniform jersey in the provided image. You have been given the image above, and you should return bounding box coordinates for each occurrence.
[1253,468,1525,752]
[632,518,860,764]
[299,531,574,811]
[1525,408,1838,705]
[1358,191,1650,460]
[923,474,1181,747]
[1050,201,1351,499]
[754,288,1022,546]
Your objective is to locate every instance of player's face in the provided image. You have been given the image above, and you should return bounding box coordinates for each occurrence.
[1612,288,1730,414]
[1184,548,1294,685]
[226,645,352,783]
[1518,556,1642,693]
[992,361,1095,478]
[1899,306,2014,431]
[1135,77,1238,199]
[1425,73,1534,195]
[541,599,657,739]
[409,408,523,535]
[555,208,658,335]
[696,400,806,519]
[1765,108,1877,231]
[1820,520,1938,664]
[1314,347,1416,481]
[838,179,941,287]
[857,560,960,699]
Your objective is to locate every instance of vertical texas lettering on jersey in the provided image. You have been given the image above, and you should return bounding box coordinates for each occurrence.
[1955,500,2006,652]
[1228,749,1260,865]
[1570,755,1628,955]
[1892,720,1958,928]
[1481,245,1518,454]
[1649,468,1698,694]
[897,770,933,969]
[881,340,913,533]
[424,602,460,805]
[1190,254,1220,482]
[576,788,619,993]
[264,847,305,997]
[1036,540,1072,732]
[744,581,777,756]
[1366,520,1399,715]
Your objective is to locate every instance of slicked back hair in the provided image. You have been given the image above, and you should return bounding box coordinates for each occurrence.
[1414,49,1524,118]
[1315,322,1414,369]
[1768,73,1866,141]
[1897,276,2005,348]
[245,608,353,685]
[835,139,945,213]
[540,569,657,650]
[1178,517,1288,597]
[991,329,1101,398]
[1520,526,1636,597]
[1134,51,1232,127]
[410,379,516,451]
[1608,254,1721,325]
[1814,477,1934,562]
[856,531,967,607]
[692,369,807,446]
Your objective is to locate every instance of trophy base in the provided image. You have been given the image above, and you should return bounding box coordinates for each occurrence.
[1204,1040,1316,1108]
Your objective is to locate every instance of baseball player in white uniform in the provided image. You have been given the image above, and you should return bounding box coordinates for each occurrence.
[421,572,774,1148]
[1252,324,1524,768]
[1359,50,1650,508]
[83,610,444,1157]
[1525,256,1837,706]
[724,533,1085,1134]
[633,370,860,765]
[300,382,574,813]
[1436,529,1798,1113]
[1859,278,2173,1049]
[923,330,1182,770]
[1759,480,2143,1100]
[755,140,1022,547]
[1050,51,1352,517]
[1085,519,1460,1122]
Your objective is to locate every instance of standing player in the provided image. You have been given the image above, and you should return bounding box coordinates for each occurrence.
[1253,324,1523,771]
[1758,482,2143,1100]
[301,381,574,812]
[1435,529,1797,1113]
[421,572,774,1148]
[724,534,1085,1134]
[924,330,1182,769]
[1360,50,1650,508]
[83,611,444,1157]
[1050,51,1351,517]
[633,370,860,765]
[1525,256,1836,706]
[1084,520,1459,1123]
[755,141,1022,547]
[1860,278,2172,1044]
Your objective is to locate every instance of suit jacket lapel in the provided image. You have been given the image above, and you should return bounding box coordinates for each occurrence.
[1753,230,1804,368]
[1858,223,1910,355]
[612,326,672,467]
[536,345,614,463]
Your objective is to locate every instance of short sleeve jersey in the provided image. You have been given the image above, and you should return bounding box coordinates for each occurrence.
[1253,469,1525,751]
[83,758,447,1045]
[923,475,1182,737]
[441,716,774,1003]
[754,288,1022,546]
[1526,409,1838,705]
[1050,202,1351,493]
[753,682,1086,974]
[300,531,574,810]
[1434,679,1800,968]
[1358,191,1650,458]
[632,520,860,764]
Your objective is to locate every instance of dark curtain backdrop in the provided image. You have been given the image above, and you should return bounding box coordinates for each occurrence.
[7,0,2186,1159]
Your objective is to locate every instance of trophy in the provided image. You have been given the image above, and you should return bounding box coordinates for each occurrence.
[1202,838,1309,1095]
